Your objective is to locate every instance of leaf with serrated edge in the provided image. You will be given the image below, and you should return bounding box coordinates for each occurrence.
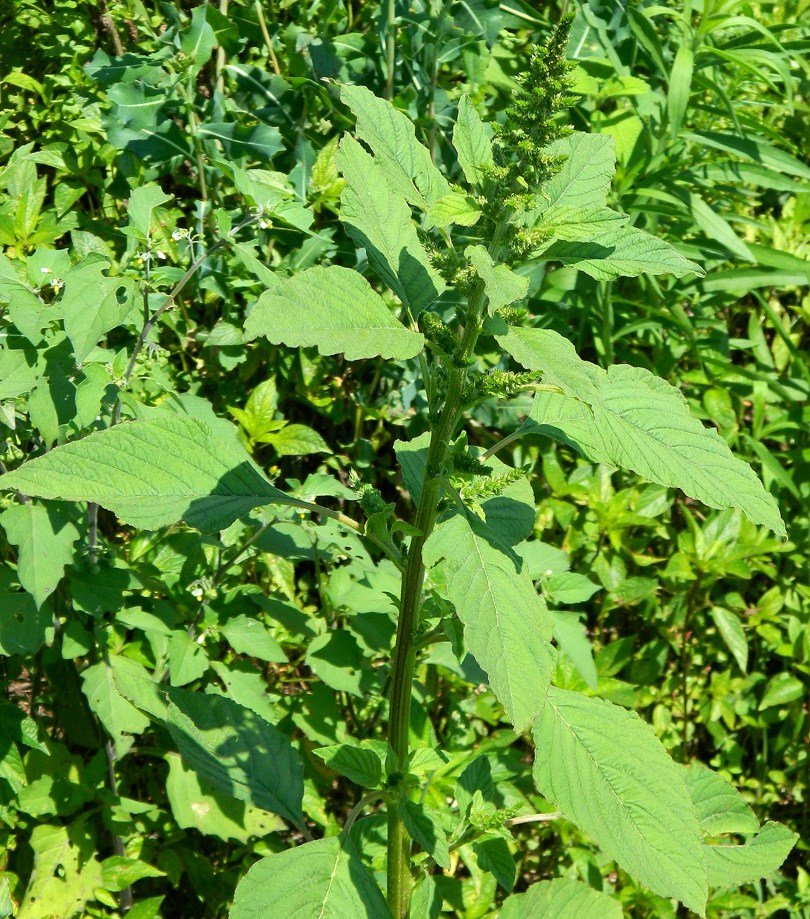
[501,327,785,537]
[0,503,79,608]
[467,245,528,314]
[0,416,287,532]
[230,837,392,919]
[499,878,623,919]
[337,136,445,315]
[166,689,303,826]
[705,822,798,888]
[245,265,423,360]
[340,84,450,209]
[533,688,707,915]
[423,514,555,732]
[453,95,494,187]
[682,763,759,836]
[537,223,704,280]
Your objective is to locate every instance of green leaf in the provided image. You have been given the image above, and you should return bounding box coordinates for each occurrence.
[549,610,597,689]
[18,823,103,919]
[423,514,555,732]
[0,416,288,532]
[499,878,623,919]
[759,672,804,710]
[684,130,810,182]
[705,822,798,888]
[453,94,494,187]
[0,589,53,656]
[502,328,784,537]
[532,687,707,915]
[709,607,748,673]
[467,245,528,314]
[197,122,283,161]
[167,631,209,687]
[399,799,451,870]
[245,264,423,360]
[340,84,450,209]
[259,423,332,456]
[220,615,286,664]
[81,660,150,757]
[668,44,694,138]
[540,132,617,211]
[689,193,754,263]
[682,763,760,836]
[538,224,704,280]
[166,689,304,826]
[474,835,516,891]
[230,837,392,919]
[165,753,283,843]
[0,503,79,608]
[0,343,42,400]
[425,192,481,228]
[336,135,445,315]
[127,185,172,239]
[313,743,382,788]
[0,252,47,343]
[101,856,164,892]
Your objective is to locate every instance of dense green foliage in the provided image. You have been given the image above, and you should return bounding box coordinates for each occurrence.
[0,1,808,917]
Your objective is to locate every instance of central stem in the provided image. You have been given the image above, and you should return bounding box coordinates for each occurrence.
[385,284,488,919]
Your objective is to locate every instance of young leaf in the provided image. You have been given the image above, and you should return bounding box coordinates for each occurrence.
[166,689,304,826]
[501,328,785,537]
[533,687,707,915]
[340,84,450,209]
[313,743,382,788]
[423,514,555,732]
[126,184,172,239]
[230,837,392,919]
[453,94,494,187]
[467,245,528,314]
[0,416,288,532]
[336,135,445,315]
[705,822,798,888]
[244,265,423,360]
[499,877,623,919]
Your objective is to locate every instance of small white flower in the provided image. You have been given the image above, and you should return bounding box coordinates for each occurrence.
[51,278,64,292]
[155,250,166,260]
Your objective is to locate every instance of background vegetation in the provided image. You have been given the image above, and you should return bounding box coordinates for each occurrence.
[0,0,807,916]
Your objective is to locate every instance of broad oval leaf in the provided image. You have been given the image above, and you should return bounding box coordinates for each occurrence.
[501,327,785,537]
[0,415,287,531]
[245,264,423,360]
[533,688,707,915]
[423,514,555,732]
[230,837,392,919]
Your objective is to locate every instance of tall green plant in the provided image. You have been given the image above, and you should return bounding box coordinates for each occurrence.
[1,16,797,919]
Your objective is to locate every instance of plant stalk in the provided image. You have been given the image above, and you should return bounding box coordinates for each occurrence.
[385,282,489,919]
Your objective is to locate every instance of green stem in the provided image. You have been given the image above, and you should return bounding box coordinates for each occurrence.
[385,285,488,919]
[385,0,396,100]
